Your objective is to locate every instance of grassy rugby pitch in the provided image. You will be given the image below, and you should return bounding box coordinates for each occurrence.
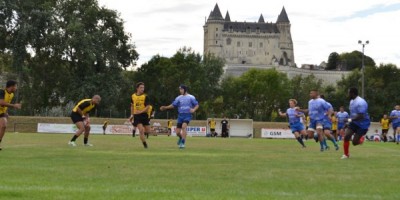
[0,133,398,200]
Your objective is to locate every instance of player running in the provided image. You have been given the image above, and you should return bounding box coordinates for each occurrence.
[341,88,370,159]
[0,80,22,150]
[278,99,306,148]
[320,95,339,151]
[68,95,101,147]
[160,84,199,149]
[389,105,400,144]
[128,82,151,148]
[336,106,349,141]
[297,90,331,152]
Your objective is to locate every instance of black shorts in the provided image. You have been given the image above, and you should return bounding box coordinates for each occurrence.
[222,128,228,133]
[382,129,389,134]
[71,112,84,124]
[0,113,9,118]
[210,128,215,132]
[133,113,150,126]
[348,122,368,136]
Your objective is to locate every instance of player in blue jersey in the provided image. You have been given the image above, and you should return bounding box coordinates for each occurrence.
[297,90,331,151]
[389,105,400,144]
[336,106,349,141]
[341,88,370,159]
[320,95,339,151]
[278,99,306,148]
[160,84,199,149]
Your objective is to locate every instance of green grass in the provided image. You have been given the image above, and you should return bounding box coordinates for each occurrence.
[0,133,398,200]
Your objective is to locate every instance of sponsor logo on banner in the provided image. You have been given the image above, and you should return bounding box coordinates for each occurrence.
[171,126,206,137]
[261,128,294,139]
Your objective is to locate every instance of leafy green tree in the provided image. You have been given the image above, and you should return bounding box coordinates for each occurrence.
[1,0,138,117]
[327,52,340,70]
[221,69,290,121]
[340,51,375,70]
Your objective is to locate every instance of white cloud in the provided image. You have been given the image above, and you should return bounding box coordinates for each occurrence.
[98,0,400,67]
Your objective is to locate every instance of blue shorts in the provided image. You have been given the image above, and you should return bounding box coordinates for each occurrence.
[393,122,400,130]
[309,119,324,130]
[290,122,304,133]
[348,122,368,136]
[322,119,332,130]
[337,123,345,130]
[177,113,192,128]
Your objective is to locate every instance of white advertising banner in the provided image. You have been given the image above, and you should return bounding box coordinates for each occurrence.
[261,128,294,139]
[37,123,104,134]
[171,126,207,137]
[37,123,135,135]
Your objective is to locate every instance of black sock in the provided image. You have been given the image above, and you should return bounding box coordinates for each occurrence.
[132,129,136,137]
[71,135,78,142]
[145,132,149,139]
[143,142,148,148]
[84,137,88,144]
[297,137,305,147]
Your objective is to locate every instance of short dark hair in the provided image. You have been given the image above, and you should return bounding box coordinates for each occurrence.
[136,82,144,89]
[349,87,358,96]
[6,80,17,88]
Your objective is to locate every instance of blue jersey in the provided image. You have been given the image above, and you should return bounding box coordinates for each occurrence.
[172,94,199,114]
[286,108,303,125]
[349,96,370,129]
[308,98,330,121]
[336,111,349,124]
[390,110,400,124]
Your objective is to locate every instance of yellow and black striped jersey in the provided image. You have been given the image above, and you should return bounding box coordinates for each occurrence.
[72,99,96,115]
[0,89,14,114]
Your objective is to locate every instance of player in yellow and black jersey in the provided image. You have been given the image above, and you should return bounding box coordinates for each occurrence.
[167,119,172,136]
[128,82,150,148]
[0,80,22,150]
[380,114,390,142]
[208,118,217,137]
[68,95,101,147]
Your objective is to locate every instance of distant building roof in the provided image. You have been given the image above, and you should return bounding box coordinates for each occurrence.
[258,14,265,23]
[223,22,279,33]
[225,11,231,22]
[208,3,224,20]
[276,7,290,23]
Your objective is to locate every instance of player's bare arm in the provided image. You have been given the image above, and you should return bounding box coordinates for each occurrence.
[160,104,174,111]
[0,99,21,109]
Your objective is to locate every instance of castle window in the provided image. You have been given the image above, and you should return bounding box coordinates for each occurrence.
[216,41,218,44]
[226,38,231,45]
[237,41,240,47]
[229,26,233,32]
[246,27,250,33]
[256,27,260,34]
[216,28,218,31]
[249,42,252,47]
[216,33,218,37]
[260,42,263,48]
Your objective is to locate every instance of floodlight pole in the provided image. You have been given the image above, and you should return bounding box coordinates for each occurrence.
[358,40,369,98]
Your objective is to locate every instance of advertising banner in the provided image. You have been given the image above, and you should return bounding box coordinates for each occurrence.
[261,128,294,139]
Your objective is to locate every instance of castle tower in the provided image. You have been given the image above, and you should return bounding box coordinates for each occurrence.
[276,7,295,66]
[203,4,224,57]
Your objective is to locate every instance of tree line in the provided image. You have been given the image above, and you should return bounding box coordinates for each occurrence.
[1,0,399,121]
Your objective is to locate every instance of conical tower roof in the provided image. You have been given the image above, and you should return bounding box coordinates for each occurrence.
[258,14,265,23]
[208,3,224,20]
[276,7,290,23]
[225,11,231,22]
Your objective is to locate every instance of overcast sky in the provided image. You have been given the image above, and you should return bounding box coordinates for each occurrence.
[97,0,400,68]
